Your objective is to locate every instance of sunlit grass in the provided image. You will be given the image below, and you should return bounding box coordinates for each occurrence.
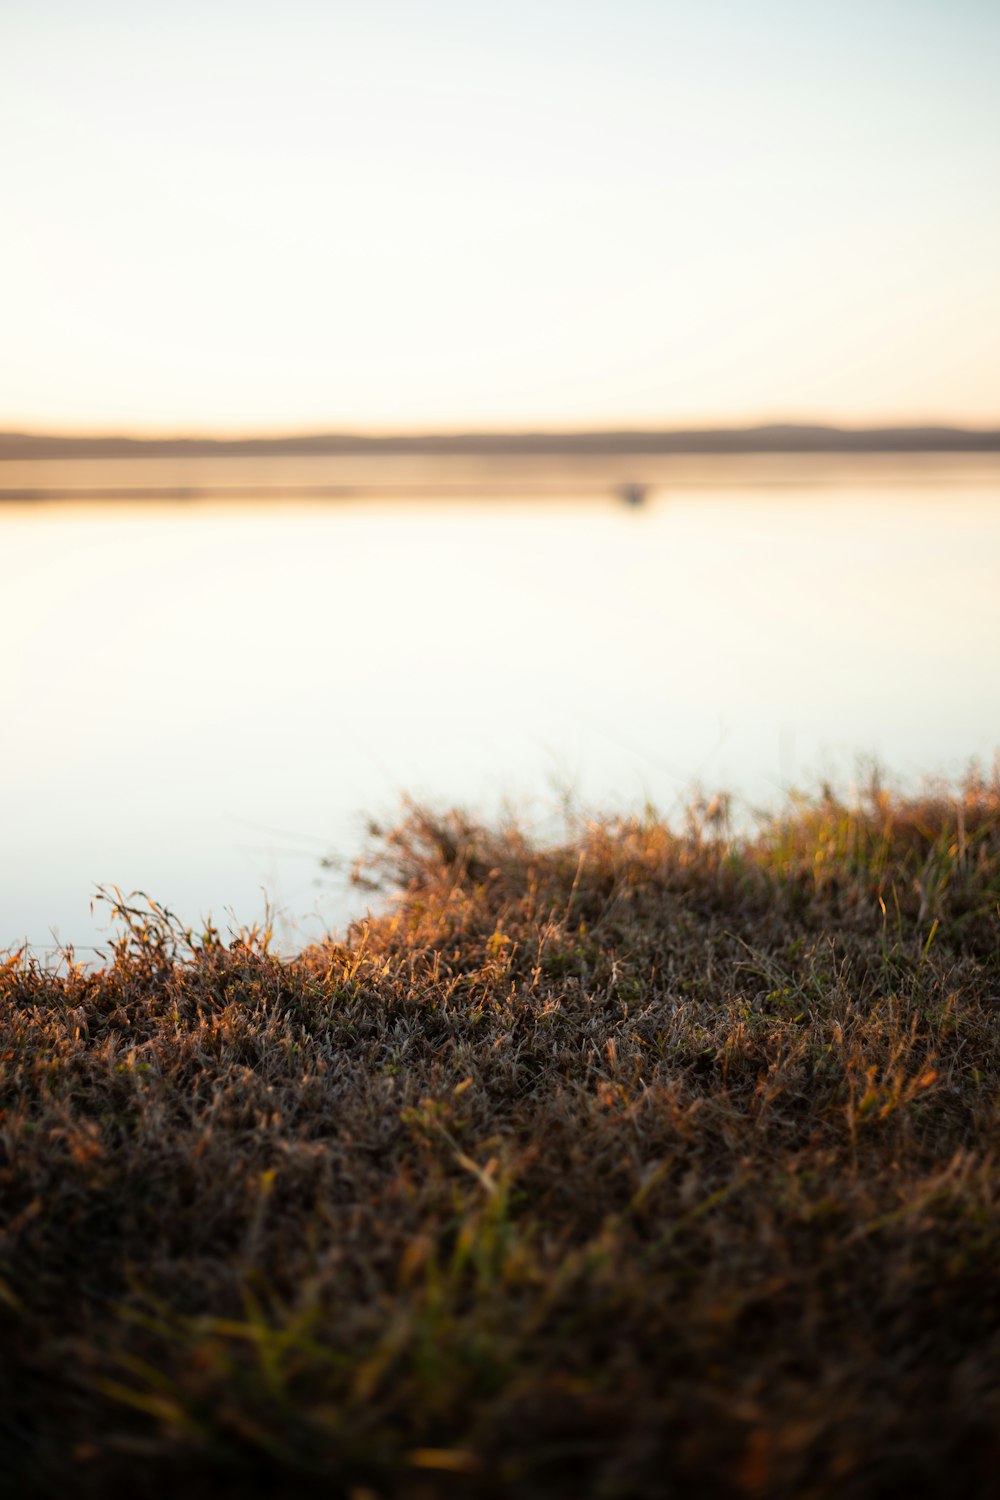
[2,774,999,1496]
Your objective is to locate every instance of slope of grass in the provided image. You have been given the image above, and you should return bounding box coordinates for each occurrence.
[2,777,1000,1497]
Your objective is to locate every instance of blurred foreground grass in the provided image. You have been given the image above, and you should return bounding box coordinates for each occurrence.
[2,776,1000,1497]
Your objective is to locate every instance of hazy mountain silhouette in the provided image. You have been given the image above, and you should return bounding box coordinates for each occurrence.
[2,424,1000,460]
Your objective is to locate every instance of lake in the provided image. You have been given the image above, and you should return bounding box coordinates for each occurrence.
[3,452,999,957]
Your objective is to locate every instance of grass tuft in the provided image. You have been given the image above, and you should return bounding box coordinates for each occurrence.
[2,776,1000,1496]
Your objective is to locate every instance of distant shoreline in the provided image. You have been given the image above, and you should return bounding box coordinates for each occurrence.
[3,423,1000,461]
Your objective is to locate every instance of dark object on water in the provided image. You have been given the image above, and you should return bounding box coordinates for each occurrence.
[620,482,648,507]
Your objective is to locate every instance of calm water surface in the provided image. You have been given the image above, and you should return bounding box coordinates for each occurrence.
[4,454,999,955]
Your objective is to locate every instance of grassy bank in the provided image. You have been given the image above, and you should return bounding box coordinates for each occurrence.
[2,778,1000,1498]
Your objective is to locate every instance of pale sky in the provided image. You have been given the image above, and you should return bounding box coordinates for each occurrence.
[2,0,999,433]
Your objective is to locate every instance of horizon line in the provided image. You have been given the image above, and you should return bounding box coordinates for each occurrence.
[3,420,1000,458]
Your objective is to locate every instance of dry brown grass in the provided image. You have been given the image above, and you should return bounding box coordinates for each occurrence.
[2,777,1000,1498]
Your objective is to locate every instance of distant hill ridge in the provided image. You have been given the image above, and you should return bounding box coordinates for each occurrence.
[2,424,1000,459]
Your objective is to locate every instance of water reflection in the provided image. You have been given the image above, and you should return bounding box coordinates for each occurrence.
[3,456,999,955]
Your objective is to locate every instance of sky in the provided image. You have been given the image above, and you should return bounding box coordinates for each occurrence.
[2,0,999,433]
